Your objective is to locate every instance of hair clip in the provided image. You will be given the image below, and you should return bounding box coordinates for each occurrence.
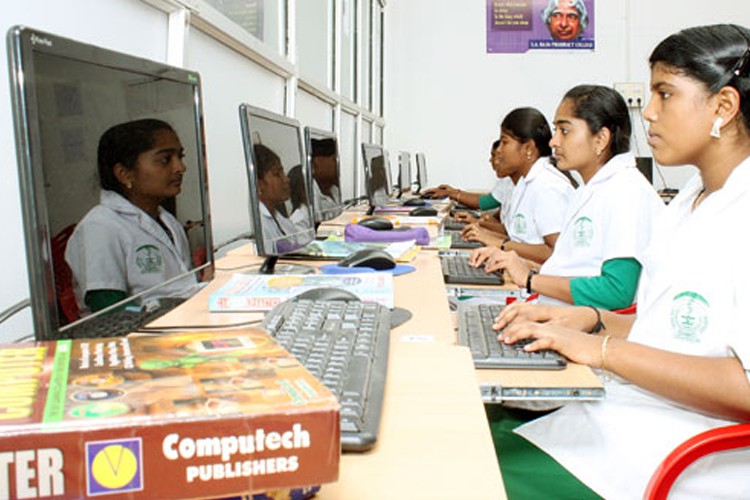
[732,46,750,77]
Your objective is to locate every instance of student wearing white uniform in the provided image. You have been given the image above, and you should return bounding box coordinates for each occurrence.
[421,140,510,217]
[489,24,750,499]
[471,85,664,310]
[65,119,199,314]
[461,107,575,263]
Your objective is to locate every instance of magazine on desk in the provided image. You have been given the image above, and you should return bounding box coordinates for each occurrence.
[209,272,395,312]
[0,330,339,499]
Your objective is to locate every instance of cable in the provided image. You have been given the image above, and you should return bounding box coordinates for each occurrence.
[636,104,670,190]
[134,318,264,334]
[0,298,31,325]
[629,107,642,157]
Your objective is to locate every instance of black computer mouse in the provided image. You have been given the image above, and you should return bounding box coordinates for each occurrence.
[402,198,427,207]
[357,217,394,231]
[294,287,360,301]
[338,249,397,271]
[409,206,438,217]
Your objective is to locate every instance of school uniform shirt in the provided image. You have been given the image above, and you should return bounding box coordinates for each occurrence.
[313,182,341,214]
[260,202,310,254]
[539,153,664,299]
[65,190,198,314]
[502,157,574,244]
[491,177,514,221]
[516,158,750,500]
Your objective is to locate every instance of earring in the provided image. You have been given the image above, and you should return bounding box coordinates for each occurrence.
[710,117,724,139]
[126,182,133,190]
[595,148,602,157]
[526,152,532,161]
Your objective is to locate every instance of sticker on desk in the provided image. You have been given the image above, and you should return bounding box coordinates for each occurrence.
[400,335,435,343]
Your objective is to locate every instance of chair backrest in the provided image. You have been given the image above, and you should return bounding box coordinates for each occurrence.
[644,422,750,499]
[50,224,79,323]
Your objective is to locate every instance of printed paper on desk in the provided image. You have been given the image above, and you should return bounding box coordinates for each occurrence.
[209,272,394,311]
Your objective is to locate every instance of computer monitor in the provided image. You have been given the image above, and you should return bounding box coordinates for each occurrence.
[397,151,412,197]
[8,26,214,341]
[361,143,390,211]
[304,127,344,223]
[415,152,428,194]
[239,104,315,273]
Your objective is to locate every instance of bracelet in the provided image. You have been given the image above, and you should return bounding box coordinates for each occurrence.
[585,305,605,334]
[455,191,462,204]
[600,334,612,371]
[526,269,538,294]
[501,238,510,251]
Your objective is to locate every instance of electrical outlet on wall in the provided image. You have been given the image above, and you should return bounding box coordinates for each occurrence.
[614,82,646,108]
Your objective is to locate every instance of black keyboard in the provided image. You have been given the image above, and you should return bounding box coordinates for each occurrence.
[262,298,390,452]
[458,303,567,369]
[440,253,504,285]
[443,219,466,231]
[60,297,187,339]
[446,231,483,249]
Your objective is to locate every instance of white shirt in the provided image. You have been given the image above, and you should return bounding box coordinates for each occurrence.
[541,153,664,279]
[516,158,750,499]
[491,177,514,221]
[259,202,311,254]
[65,190,198,314]
[313,182,341,220]
[503,157,574,244]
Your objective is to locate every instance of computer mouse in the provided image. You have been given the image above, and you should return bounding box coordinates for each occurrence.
[338,249,397,271]
[357,217,394,231]
[294,287,360,301]
[402,198,427,207]
[409,206,438,217]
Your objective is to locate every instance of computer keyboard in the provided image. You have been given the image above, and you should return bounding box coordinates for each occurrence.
[261,297,390,452]
[440,253,504,285]
[446,230,483,249]
[61,297,187,339]
[443,219,466,231]
[457,303,567,369]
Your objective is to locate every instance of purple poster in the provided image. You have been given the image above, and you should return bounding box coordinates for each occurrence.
[486,0,596,53]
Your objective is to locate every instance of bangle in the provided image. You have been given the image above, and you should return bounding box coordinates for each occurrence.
[456,191,462,204]
[501,238,510,251]
[526,269,538,294]
[600,334,612,371]
[585,305,605,334]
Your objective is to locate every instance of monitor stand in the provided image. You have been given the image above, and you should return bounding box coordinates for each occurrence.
[244,256,316,275]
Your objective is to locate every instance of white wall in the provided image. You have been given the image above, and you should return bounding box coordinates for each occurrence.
[384,0,750,192]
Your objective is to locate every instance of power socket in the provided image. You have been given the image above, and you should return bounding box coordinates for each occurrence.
[614,82,645,108]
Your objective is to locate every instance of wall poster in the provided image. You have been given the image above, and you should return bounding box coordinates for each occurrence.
[486,0,595,53]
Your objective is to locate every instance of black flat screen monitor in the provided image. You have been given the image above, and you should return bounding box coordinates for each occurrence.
[239,104,315,272]
[8,26,214,341]
[304,127,343,223]
[361,143,390,210]
[415,152,428,194]
[397,151,412,197]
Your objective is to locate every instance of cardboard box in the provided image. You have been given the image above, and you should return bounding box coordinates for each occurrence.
[0,329,340,498]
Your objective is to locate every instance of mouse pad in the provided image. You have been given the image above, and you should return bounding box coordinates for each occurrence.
[319,264,417,276]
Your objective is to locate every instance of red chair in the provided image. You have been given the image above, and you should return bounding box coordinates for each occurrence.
[50,224,79,323]
[613,303,637,315]
[644,423,750,499]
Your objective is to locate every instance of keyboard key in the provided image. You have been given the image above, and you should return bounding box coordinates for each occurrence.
[457,303,566,370]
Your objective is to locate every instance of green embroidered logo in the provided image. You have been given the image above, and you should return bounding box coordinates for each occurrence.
[512,213,527,235]
[573,216,594,247]
[670,291,709,342]
[135,244,163,274]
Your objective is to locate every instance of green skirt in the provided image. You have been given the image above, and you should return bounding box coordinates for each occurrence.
[485,405,602,500]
